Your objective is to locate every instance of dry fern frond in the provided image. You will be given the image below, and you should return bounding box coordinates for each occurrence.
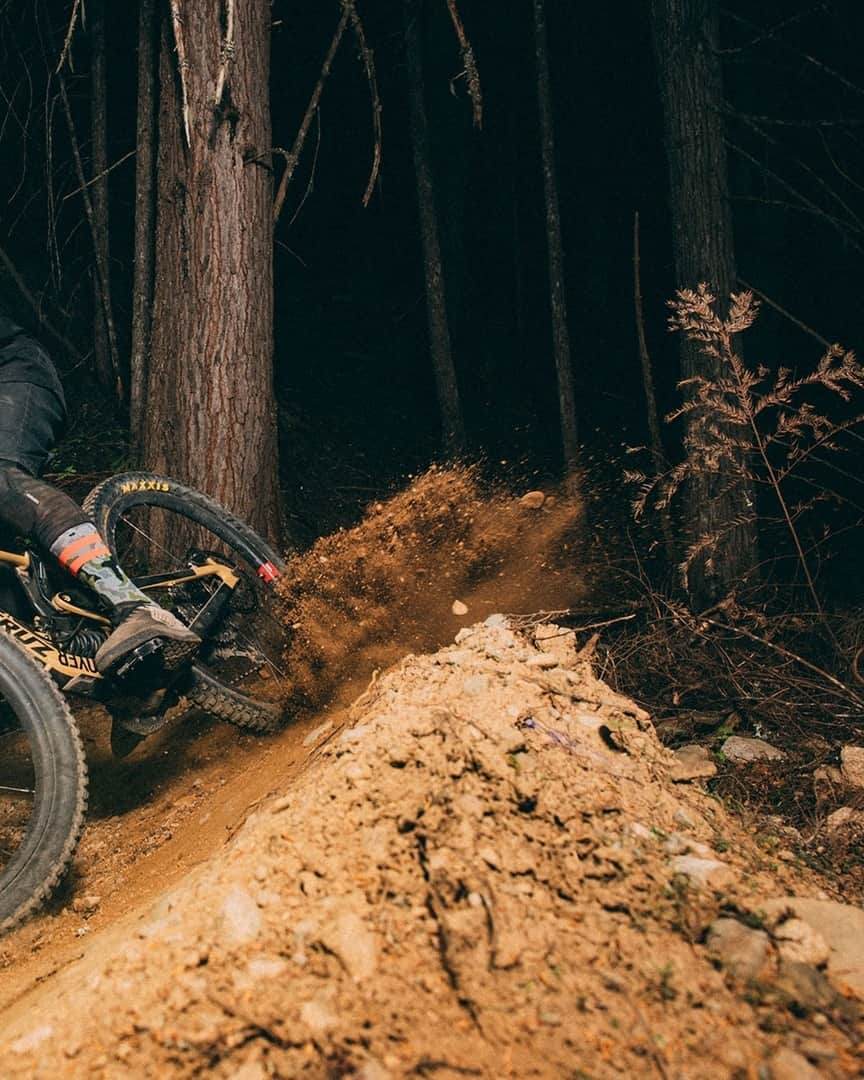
[634,286,864,638]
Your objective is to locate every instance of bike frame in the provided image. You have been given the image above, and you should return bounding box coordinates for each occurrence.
[0,548,239,691]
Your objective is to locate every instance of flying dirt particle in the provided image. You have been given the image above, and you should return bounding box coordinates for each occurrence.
[452,600,468,615]
[519,491,546,509]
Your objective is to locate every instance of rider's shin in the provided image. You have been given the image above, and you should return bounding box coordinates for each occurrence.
[48,523,150,615]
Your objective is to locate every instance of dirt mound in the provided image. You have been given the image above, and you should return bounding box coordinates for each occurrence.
[2,619,861,1078]
[276,465,589,708]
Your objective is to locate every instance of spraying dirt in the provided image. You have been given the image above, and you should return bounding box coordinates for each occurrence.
[274,464,591,709]
[0,469,862,1078]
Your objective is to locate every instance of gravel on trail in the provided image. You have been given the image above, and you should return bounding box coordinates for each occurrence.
[1,616,862,1079]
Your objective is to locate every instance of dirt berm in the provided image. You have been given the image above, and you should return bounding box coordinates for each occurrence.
[1,616,862,1078]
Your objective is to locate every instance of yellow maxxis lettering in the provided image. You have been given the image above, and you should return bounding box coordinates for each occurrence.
[120,480,171,494]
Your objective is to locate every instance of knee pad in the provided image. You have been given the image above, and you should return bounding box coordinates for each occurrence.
[0,464,91,552]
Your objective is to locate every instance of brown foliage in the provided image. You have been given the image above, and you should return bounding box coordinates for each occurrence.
[630,284,864,621]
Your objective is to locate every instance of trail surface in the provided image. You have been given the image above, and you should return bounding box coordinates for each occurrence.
[0,470,861,1078]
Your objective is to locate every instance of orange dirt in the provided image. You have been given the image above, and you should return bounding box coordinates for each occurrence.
[0,469,860,1079]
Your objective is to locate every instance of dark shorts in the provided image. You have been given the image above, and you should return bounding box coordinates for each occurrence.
[0,380,67,476]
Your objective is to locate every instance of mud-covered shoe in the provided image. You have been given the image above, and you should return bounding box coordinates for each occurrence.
[95,603,200,676]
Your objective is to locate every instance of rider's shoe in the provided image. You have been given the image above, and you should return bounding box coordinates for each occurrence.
[95,603,200,677]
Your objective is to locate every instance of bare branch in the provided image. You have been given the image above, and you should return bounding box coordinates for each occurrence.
[55,0,82,73]
[736,277,831,348]
[214,0,236,109]
[288,110,322,228]
[169,0,192,146]
[0,241,83,361]
[726,141,864,247]
[723,8,864,99]
[344,0,382,207]
[273,3,350,225]
[444,0,482,128]
[61,148,136,201]
[736,112,864,234]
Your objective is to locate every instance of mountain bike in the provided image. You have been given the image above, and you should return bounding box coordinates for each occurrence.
[0,472,288,934]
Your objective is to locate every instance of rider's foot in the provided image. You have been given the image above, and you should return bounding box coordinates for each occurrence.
[95,603,200,676]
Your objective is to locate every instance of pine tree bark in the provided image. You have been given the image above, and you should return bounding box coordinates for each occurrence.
[145,0,280,541]
[130,0,157,458]
[533,0,578,485]
[404,0,466,456]
[650,0,758,608]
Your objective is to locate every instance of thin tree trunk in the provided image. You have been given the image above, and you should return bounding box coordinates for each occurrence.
[88,0,121,402]
[633,212,664,469]
[533,0,578,487]
[90,0,109,392]
[130,0,157,459]
[634,211,675,562]
[650,0,758,608]
[146,0,279,540]
[58,69,121,401]
[404,0,466,456]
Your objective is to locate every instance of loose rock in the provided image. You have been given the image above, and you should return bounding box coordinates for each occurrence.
[760,897,864,998]
[840,745,864,790]
[721,736,786,763]
[825,806,864,831]
[670,854,735,890]
[773,918,830,968]
[319,911,379,981]
[706,918,772,980]
[767,1047,822,1080]
[670,744,717,782]
[71,895,101,917]
[221,887,263,947]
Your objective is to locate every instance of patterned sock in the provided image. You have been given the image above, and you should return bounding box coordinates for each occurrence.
[49,523,150,611]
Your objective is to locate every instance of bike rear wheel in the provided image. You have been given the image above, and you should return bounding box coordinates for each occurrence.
[83,473,290,731]
[0,633,87,935]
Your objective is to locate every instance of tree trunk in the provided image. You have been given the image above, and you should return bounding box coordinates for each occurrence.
[90,0,109,392]
[650,0,758,608]
[404,0,466,456]
[533,0,578,486]
[145,0,280,542]
[88,0,121,402]
[130,0,157,459]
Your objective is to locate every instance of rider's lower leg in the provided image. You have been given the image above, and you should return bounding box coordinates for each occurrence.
[48,523,200,674]
[0,464,199,676]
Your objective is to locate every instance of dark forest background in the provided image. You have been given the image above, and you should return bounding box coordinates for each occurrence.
[1,0,863,563]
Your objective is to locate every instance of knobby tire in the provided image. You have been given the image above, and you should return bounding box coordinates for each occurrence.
[83,473,288,732]
[0,633,87,935]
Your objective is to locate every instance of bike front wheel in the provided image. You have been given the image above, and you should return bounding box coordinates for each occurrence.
[0,632,87,935]
[83,473,290,731]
